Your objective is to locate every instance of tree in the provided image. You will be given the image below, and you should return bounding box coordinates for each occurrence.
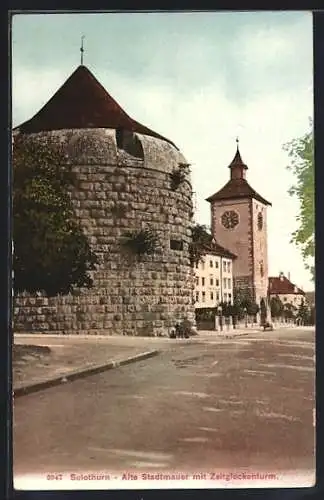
[283,303,297,321]
[232,287,259,320]
[189,224,212,266]
[297,298,309,325]
[270,295,284,320]
[13,134,98,296]
[284,121,314,281]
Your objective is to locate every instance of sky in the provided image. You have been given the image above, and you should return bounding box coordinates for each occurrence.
[11,11,314,291]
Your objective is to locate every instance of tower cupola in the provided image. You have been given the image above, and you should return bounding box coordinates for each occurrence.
[229,138,248,180]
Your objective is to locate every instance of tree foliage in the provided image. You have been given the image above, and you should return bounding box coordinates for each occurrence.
[297,298,309,323]
[233,287,259,318]
[270,295,284,319]
[282,303,297,320]
[284,121,314,280]
[13,134,98,296]
[189,224,212,266]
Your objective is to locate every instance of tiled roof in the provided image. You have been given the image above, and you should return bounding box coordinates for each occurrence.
[15,65,177,148]
[268,276,305,296]
[201,241,237,260]
[206,178,272,206]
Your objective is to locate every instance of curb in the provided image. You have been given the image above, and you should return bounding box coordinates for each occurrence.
[14,349,160,398]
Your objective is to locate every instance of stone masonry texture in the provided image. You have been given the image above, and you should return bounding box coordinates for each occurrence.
[14,129,196,336]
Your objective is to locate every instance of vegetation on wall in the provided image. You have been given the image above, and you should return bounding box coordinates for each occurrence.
[284,120,314,281]
[122,228,160,257]
[13,134,98,296]
[169,162,190,191]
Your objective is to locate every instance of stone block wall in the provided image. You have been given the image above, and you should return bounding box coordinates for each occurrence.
[13,128,195,336]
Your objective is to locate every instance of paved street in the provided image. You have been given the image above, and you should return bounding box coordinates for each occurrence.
[14,328,315,485]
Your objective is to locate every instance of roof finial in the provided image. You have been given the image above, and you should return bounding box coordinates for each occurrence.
[80,35,85,65]
[236,136,239,150]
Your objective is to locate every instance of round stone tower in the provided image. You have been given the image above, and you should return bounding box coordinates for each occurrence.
[14,65,195,336]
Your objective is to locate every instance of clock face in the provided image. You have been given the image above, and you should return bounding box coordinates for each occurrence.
[221,210,239,229]
[257,212,263,230]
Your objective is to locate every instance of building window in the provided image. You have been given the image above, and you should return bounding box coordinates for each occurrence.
[223,261,226,272]
[216,279,219,287]
[224,293,227,301]
[228,278,231,289]
[223,278,226,289]
[216,292,220,301]
[257,212,263,231]
[202,277,205,287]
[195,291,199,302]
[170,239,183,251]
[228,293,232,301]
[210,277,213,286]
[215,261,219,268]
[210,260,213,267]
[202,291,206,303]
[201,261,205,270]
[210,291,214,301]
[195,262,199,269]
[195,276,199,285]
[228,261,231,272]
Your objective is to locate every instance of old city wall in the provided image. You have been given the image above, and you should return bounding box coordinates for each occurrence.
[14,129,195,336]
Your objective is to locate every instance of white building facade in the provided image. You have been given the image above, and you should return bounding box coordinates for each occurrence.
[194,245,236,309]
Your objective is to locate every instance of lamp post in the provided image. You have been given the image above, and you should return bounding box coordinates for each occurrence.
[244,307,248,328]
[218,305,223,332]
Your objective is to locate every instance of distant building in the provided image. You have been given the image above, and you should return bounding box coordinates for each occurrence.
[194,241,236,309]
[268,272,306,307]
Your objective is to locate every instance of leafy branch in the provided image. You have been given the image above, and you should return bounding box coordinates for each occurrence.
[122,229,160,257]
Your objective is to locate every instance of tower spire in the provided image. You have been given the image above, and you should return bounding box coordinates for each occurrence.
[80,35,85,65]
[228,137,248,180]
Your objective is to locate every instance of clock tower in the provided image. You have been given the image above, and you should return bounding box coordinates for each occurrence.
[206,140,271,313]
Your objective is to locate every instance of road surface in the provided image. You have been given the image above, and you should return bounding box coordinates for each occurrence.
[13,328,315,485]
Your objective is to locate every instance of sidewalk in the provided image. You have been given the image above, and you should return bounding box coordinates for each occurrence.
[13,334,200,396]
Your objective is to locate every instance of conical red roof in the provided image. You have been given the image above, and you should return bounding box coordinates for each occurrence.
[15,65,177,148]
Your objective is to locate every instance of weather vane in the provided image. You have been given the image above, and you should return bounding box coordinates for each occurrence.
[80,35,85,65]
